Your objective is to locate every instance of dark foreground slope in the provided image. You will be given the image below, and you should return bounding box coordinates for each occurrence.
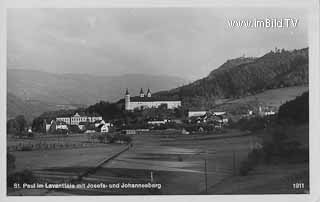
[209,92,309,194]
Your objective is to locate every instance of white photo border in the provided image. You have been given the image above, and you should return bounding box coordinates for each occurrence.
[0,0,319,202]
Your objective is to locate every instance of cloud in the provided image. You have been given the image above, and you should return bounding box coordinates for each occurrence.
[7,8,308,80]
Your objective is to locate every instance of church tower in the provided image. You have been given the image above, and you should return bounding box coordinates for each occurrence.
[147,88,152,97]
[125,88,130,110]
[140,88,145,98]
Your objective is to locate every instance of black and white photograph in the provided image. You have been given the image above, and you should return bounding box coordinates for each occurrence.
[2,0,320,199]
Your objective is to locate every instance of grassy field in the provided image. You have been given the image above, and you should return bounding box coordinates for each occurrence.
[8,127,307,195]
[7,133,92,147]
[212,86,308,113]
[8,129,257,195]
[10,145,126,173]
[228,85,308,107]
[6,133,114,153]
[75,131,259,195]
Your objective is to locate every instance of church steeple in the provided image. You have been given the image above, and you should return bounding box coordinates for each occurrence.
[147,88,151,97]
[140,88,145,97]
[125,88,130,110]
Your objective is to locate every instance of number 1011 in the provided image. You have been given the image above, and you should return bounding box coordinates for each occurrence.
[293,183,304,189]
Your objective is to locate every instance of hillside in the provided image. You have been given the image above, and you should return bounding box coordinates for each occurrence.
[7,92,34,120]
[7,69,188,106]
[209,86,308,115]
[7,93,56,122]
[155,48,308,108]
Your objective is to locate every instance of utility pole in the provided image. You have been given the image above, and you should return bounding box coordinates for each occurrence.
[204,159,208,194]
[233,150,236,176]
[150,171,154,182]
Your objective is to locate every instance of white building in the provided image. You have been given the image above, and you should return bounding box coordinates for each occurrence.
[56,112,102,126]
[85,130,96,133]
[264,111,276,116]
[147,120,168,125]
[212,112,226,116]
[125,88,181,111]
[78,124,86,131]
[101,124,109,133]
[56,117,71,125]
[55,121,68,130]
[188,111,207,117]
[94,120,106,128]
[258,106,277,117]
[45,122,52,132]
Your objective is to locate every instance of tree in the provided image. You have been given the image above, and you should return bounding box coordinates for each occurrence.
[7,153,16,171]
[7,119,19,134]
[32,117,46,133]
[15,115,27,133]
[7,115,27,134]
[278,91,308,124]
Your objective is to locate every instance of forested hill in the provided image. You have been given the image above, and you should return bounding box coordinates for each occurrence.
[154,48,308,106]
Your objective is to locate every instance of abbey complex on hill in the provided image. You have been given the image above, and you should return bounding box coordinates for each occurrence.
[124,88,182,111]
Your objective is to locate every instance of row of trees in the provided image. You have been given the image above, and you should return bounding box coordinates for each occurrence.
[7,115,28,135]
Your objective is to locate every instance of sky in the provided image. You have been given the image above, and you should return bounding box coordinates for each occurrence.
[7,7,308,81]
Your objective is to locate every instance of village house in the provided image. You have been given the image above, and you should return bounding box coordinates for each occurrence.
[84,129,96,133]
[147,119,168,125]
[191,111,229,126]
[100,124,109,133]
[45,120,52,132]
[188,110,207,118]
[55,120,68,130]
[188,110,226,118]
[94,120,111,128]
[258,106,277,117]
[44,120,68,133]
[78,122,86,131]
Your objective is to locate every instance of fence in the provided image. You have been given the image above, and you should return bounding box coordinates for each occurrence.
[7,142,106,152]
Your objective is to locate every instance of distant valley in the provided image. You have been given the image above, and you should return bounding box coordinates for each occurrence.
[7,70,188,120]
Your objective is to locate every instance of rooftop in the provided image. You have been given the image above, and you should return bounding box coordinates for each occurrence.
[130,96,181,102]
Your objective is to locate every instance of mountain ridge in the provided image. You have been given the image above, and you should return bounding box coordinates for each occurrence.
[7,69,188,105]
[154,47,308,108]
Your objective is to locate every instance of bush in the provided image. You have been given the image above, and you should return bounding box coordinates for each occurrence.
[69,125,82,133]
[234,116,274,132]
[112,134,132,143]
[14,132,31,138]
[239,149,265,176]
[278,91,308,124]
[97,134,108,143]
[27,132,35,138]
[21,145,33,151]
[55,129,68,134]
[7,153,16,171]
[239,159,254,176]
